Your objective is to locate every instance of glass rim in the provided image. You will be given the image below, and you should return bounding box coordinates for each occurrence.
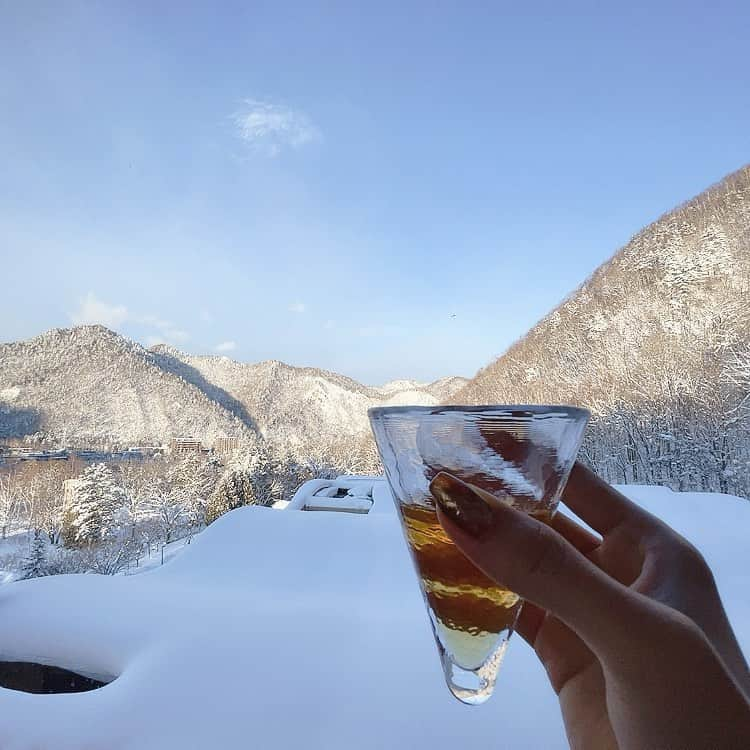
[368,403,590,421]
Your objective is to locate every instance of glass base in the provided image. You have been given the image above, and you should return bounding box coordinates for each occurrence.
[439,639,509,705]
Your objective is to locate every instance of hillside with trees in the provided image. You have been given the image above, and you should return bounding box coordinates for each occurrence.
[0,327,466,460]
[0,326,255,446]
[452,165,750,497]
[151,345,467,454]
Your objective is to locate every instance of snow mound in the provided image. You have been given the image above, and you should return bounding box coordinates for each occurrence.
[0,485,747,749]
[0,386,21,402]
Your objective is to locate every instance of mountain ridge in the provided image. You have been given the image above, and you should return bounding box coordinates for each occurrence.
[451,164,750,496]
[454,164,750,406]
[0,326,468,452]
[149,344,468,449]
[0,325,255,445]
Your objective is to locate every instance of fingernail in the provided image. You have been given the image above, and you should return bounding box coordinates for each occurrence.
[429,472,496,538]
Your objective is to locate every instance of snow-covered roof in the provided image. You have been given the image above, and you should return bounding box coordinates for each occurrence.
[0,483,747,749]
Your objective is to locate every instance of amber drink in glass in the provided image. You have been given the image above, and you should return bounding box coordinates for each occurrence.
[368,405,589,704]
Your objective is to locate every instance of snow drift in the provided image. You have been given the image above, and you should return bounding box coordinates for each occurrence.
[0,482,747,749]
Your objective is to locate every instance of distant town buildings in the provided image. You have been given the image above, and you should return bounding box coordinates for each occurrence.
[0,443,166,465]
[213,436,240,456]
[6,446,41,455]
[1,446,68,461]
[170,437,205,455]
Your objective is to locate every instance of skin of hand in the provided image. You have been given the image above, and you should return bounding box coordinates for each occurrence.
[429,464,750,750]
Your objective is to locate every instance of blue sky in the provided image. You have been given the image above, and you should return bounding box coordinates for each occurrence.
[1,1,748,384]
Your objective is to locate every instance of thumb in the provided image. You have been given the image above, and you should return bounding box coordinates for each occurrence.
[430,472,641,655]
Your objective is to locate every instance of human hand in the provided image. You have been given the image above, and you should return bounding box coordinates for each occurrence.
[430,464,750,750]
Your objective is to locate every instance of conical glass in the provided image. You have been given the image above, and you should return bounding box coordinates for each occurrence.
[368,404,589,705]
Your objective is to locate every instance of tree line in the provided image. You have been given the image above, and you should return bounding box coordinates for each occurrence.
[0,436,380,580]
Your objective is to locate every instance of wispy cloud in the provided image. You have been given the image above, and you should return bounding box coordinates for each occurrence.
[70,292,128,328]
[233,99,321,157]
[215,340,237,353]
[288,302,307,314]
[324,320,335,330]
[160,328,189,344]
[141,314,188,343]
[70,292,189,347]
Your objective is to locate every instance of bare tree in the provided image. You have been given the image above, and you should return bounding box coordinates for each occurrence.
[0,471,24,539]
[145,481,190,544]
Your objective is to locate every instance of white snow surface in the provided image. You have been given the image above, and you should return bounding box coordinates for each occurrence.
[0,483,747,749]
[0,386,21,402]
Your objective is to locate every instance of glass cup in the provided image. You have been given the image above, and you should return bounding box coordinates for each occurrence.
[368,404,589,705]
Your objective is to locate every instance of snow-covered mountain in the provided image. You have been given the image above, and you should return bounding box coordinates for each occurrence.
[454,165,750,407]
[0,326,254,445]
[150,346,467,450]
[0,326,467,450]
[451,165,750,496]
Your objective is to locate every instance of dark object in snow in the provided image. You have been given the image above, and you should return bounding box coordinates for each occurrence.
[0,661,110,694]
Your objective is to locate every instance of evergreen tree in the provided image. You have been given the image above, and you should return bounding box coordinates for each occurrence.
[66,463,124,547]
[205,444,311,524]
[166,454,220,528]
[20,532,48,580]
[205,464,254,524]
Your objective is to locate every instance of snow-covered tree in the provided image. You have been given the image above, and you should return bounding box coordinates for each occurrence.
[20,532,48,579]
[206,463,254,524]
[65,463,124,547]
[205,445,281,524]
[0,472,24,539]
[145,481,190,544]
[204,440,371,525]
[165,453,220,529]
[77,536,140,575]
[21,460,72,544]
[119,460,165,538]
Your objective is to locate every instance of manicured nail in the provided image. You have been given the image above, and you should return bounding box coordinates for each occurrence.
[430,472,496,538]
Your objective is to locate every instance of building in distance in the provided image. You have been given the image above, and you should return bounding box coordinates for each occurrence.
[213,436,240,456]
[170,438,205,455]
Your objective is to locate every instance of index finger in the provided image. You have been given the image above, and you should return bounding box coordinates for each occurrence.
[431,472,642,653]
[562,462,660,535]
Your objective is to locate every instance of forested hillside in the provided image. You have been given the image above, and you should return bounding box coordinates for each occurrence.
[453,166,750,497]
[0,326,466,460]
[0,326,254,446]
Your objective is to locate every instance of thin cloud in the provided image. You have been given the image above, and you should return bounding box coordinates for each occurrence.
[324,320,335,330]
[161,328,189,344]
[215,340,237,353]
[70,292,128,328]
[288,302,307,314]
[139,318,189,346]
[69,293,189,346]
[233,99,321,157]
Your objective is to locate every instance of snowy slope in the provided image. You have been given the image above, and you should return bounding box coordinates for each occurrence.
[454,165,750,408]
[0,327,466,450]
[151,346,468,450]
[0,485,747,749]
[0,326,254,444]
